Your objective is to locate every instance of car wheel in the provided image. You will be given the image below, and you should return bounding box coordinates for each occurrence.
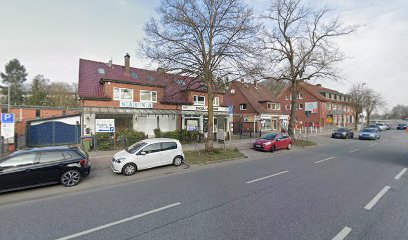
[122,163,137,176]
[287,143,292,150]
[173,156,183,167]
[271,145,276,152]
[60,170,81,187]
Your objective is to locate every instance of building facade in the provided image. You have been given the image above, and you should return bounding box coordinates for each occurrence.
[277,83,354,128]
[79,55,229,137]
[224,80,289,133]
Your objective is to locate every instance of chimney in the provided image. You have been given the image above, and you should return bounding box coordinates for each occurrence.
[157,67,166,74]
[316,83,322,87]
[124,53,130,75]
[254,79,258,88]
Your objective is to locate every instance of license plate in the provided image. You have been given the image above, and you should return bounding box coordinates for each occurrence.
[255,144,261,148]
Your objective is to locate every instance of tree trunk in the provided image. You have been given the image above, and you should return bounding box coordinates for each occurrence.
[354,111,359,130]
[206,91,214,151]
[366,111,371,126]
[287,82,299,138]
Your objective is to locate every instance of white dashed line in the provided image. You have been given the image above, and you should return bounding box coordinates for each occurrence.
[246,171,289,184]
[364,186,391,210]
[395,168,407,180]
[55,202,181,240]
[369,143,378,147]
[315,156,335,164]
[332,226,352,240]
[348,148,360,153]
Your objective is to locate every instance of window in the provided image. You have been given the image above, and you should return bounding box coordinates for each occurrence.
[239,104,247,110]
[140,90,157,102]
[299,93,303,99]
[194,96,205,105]
[327,103,332,110]
[40,151,65,163]
[147,75,154,81]
[162,142,177,151]
[0,154,37,168]
[267,103,273,110]
[113,88,134,101]
[131,72,138,79]
[285,104,289,110]
[142,143,161,154]
[175,79,186,86]
[36,109,41,118]
[285,95,289,100]
[290,95,292,100]
[213,97,219,106]
[97,68,105,75]
[277,104,281,110]
[63,151,82,160]
[299,103,303,109]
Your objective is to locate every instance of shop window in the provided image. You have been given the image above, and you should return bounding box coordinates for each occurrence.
[194,96,205,105]
[327,103,332,110]
[213,97,219,106]
[113,88,133,101]
[140,90,157,102]
[239,104,247,111]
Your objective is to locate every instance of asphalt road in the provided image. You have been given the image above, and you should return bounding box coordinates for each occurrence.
[0,130,407,240]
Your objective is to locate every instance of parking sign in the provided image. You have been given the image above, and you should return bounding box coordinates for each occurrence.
[1,113,14,123]
[1,113,15,143]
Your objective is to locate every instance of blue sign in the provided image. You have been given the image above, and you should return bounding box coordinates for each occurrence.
[1,113,14,123]
[228,106,233,115]
[110,127,115,132]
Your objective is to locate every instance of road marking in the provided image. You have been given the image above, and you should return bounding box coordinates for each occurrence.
[364,186,391,210]
[332,226,352,240]
[246,171,289,184]
[348,148,360,153]
[55,202,181,240]
[395,168,407,180]
[369,143,378,147]
[315,156,335,164]
[382,139,389,142]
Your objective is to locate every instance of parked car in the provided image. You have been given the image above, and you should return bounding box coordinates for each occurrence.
[0,146,91,193]
[253,132,292,152]
[397,123,407,130]
[368,124,382,131]
[374,122,387,131]
[111,138,185,176]
[385,124,391,130]
[331,128,354,139]
[358,128,380,140]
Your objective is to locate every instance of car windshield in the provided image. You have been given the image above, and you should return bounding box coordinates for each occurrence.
[362,128,376,133]
[260,133,278,140]
[337,128,347,132]
[126,141,148,154]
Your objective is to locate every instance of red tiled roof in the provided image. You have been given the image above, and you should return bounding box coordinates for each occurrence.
[78,59,205,104]
[278,82,349,103]
[230,81,281,114]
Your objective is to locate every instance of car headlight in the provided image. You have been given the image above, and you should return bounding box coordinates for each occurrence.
[114,158,126,163]
[263,142,272,146]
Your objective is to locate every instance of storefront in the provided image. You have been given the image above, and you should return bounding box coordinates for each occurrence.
[259,114,289,131]
[181,105,230,134]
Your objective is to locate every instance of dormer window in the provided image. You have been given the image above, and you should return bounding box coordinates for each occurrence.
[194,95,205,105]
[267,102,273,110]
[176,79,186,86]
[97,68,105,75]
[147,75,154,81]
[131,72,138,79]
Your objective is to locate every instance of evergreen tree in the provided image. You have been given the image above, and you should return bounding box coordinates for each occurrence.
[27,74,49,105]
[1,58,28,105]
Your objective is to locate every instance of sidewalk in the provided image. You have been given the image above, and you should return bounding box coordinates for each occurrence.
[88,129,331,158]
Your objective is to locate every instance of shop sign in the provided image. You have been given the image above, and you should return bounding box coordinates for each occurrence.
[96,119,115,133]
[120,101,153,109]
[305,102,318,113]
[182,105,228,112]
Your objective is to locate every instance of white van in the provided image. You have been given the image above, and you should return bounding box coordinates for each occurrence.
[111,138,185,176]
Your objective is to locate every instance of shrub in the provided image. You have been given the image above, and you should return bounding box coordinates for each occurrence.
[117,129,147,147]
[95,132,113,151]
[158,129,200,143]
[154,128,162,138]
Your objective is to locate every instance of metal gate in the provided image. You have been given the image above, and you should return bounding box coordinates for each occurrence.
[27,121,80,147]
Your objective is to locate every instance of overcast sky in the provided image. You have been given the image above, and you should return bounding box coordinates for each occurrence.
[0,0,407,110]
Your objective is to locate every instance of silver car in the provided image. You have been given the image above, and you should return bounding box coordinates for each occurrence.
[358,128,380,140]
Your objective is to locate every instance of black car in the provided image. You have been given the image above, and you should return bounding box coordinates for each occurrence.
[0,146,91,193]
[331,128,354,139]
[397,123,407,130]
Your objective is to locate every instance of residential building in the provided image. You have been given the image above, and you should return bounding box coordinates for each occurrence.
[277,82,354,128]
[224,80,289,133]
[78,54,229,137]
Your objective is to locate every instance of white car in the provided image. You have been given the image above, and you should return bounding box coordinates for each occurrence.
[374,122,387,131]
[111,138,185,176]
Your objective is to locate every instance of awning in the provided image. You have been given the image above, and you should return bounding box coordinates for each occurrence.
[181,111,229,116]
[81,107,179,115]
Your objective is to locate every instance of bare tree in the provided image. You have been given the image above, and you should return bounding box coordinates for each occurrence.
[363,89,385,125]
[140,0,259,151]
[258,0,357,136]
[348,82,367,130]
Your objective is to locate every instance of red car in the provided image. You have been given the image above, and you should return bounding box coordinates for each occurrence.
[253,132,293,152]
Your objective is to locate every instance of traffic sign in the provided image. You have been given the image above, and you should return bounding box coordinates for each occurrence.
[1,113,14,123]
[228,106,233,116]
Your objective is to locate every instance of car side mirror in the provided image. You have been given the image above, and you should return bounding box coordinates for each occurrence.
[139,151,146,155]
